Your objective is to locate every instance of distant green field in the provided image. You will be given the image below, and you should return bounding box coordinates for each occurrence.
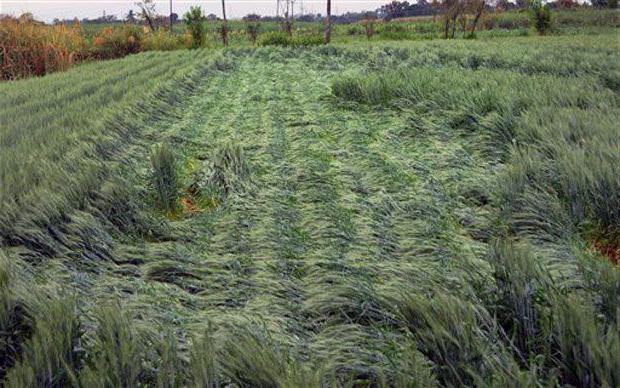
[1,31,619,386]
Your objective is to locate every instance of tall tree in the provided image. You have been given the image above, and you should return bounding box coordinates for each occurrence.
[324,0,331,43]
[442,0,466,39]
[469,0,485,37]
[183,6,206,47]
[126,9,137,23]
[136,0,157,31]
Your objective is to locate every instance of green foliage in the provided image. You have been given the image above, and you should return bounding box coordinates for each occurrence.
[5,9,620,81]
[257,31,291,46]
[183,6,206,48]
[0,254,33,382]
[89,25,143,59]
[545,296,620,387]
[210,142,251,199]
[530,0,552,35]
[79,305,184,386]
[331,60,619,242]
[396,292,521,385]
[5,297,82,387]
[485,241,554,357]
[291,34,324,46]
[79,305,148,386]
[257,31,323,47]
[143,29,187,51]
[150,144,179,212]
[188,331,219,387]
[0,49,212,261]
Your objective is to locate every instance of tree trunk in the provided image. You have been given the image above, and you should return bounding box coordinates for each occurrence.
[285,0,292,36]
[324,0,331,43]
[444,14,450,38]
[169,0,173,31]
[145,15,156,32]
[470,0,485,36]
[452,5,461,39]
[451,13,458,38]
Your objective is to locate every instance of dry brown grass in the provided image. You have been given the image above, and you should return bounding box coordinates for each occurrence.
[0,15,85,79]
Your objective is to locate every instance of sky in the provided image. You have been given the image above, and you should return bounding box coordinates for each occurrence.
[0,0,387,22]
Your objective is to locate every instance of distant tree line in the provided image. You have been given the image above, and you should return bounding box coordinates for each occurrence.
[52,12,179,27]
[49,0,617,27]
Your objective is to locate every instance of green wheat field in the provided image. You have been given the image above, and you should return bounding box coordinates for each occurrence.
[1,32,619,386]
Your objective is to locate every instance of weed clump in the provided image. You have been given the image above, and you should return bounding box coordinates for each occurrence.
[150,144,179,213]
[257,31,323,47]
[257,31,291,47]
[530,0,552,35]
[210,143,251,199]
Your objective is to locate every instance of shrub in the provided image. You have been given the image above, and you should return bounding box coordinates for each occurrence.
[257,31,323,47]
[143,29,185,51]
[183,6,206,48]
[291,34,323,46]
[257,31,291,46]
[346,24,364,35]
[150,144,179,212]
[90,25,142,59]
[530,0,552,35]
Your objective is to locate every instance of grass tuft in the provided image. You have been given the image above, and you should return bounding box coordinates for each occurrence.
[150,143,180,213]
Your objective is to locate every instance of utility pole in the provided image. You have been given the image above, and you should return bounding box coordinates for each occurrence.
[324,0,331,43]
[169,0,173,31]
[221,0,228,45]
[285,0,291,35]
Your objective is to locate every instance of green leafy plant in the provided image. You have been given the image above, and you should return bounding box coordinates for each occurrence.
[183,6,206,48]
[257,31,291,46]
[530,0,552,35]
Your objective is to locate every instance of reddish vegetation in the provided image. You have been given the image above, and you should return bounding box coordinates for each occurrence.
[88,26,143,60]
[590,229,619,265]
[1,15,161,80]
[1,15,84,80]
[180,196,202,215]
[592,240,619,265]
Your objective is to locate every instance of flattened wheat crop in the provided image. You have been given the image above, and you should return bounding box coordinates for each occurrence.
[1,33,619,386]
